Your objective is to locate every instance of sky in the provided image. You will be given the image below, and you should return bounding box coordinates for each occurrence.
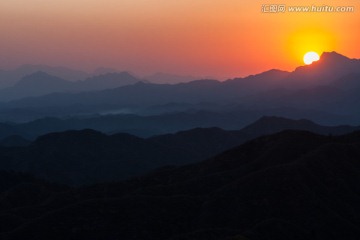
[0,0,359,79]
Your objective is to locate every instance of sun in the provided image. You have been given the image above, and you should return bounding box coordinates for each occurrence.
[303,51,320,65]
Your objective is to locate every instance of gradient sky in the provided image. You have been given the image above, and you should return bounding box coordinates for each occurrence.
[0,0,359,79]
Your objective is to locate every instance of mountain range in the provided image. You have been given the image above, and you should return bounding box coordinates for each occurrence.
[0,64,89,89]
[0,52,358,126]
[0,71,142,101]
[0,116,359,185]
[2,129,360,239]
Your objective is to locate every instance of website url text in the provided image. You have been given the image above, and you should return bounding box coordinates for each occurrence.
[261,5,355,13]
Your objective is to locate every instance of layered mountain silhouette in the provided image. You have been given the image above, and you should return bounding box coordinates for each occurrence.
[1,48,359,240]
[0,129,215,185]
[1,52,358,125]
[0,111,255,139]
[0,71,142,101]
[75,72,141,91]
[0,116,358,185]
[2,130,360,239]
[0,113,356,140]
[242,116,357,137]
[289,51,360,87]
[0,72,74,100]
[0,64,89,89]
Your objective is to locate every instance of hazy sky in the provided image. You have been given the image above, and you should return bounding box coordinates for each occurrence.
[1,0,359,78]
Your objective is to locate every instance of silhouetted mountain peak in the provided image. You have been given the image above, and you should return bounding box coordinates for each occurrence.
[78,72,141,91]
[289,52,360,86]
[240,116,357,137]
[223,69,290,93]
[227,69,289,83]
[22,71,55,81]
[293,51,356,72]
[16,71,70,87]
[253,69,290,78]
[320,51,350,62]
[241,116,320,136]
[15,64,89,81]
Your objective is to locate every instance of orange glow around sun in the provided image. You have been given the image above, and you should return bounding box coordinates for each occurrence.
[286,27,337,66]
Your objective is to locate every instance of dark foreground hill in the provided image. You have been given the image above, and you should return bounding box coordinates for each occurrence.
[0,116,358,185]
[0,130,190,185]
[0,128,249,185]
[1,130,360,239]
[241,116,358,137]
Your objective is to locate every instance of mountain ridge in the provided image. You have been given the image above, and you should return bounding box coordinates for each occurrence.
[0,115,359,185]
[0,51,360,126]
[0,71,142,101]
[2,130,360,239]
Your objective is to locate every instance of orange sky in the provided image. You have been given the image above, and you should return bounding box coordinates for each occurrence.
[0,0,359,79]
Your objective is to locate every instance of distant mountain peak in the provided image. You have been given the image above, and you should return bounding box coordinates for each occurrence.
[14,64,90,81]
[260,69,289,74]
[252,69,290,78]
[17,71,68,85]
[10,71,74,98]
[241,116,321,137]
[289,52,360,87]
[294,51,357,70]
[76,71,142,91]
[320,51,351,63]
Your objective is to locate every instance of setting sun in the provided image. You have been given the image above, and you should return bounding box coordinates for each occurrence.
[304,52,320,65]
